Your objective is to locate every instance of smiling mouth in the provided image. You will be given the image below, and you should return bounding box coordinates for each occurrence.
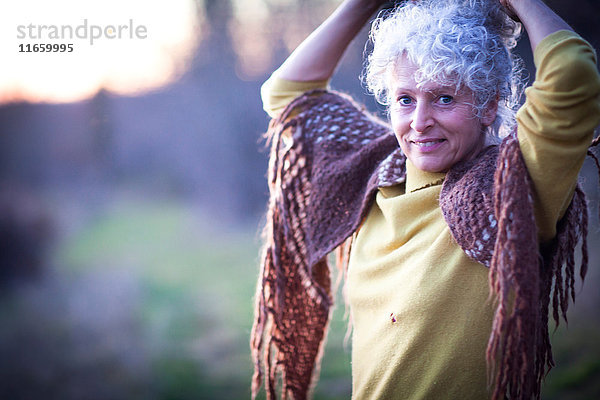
[411,139,446,148]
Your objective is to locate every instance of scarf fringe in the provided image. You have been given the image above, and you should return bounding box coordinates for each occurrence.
[487,133,590,399]
[251,96,334,400]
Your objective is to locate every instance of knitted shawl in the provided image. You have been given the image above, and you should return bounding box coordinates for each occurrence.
[250,90,592,400]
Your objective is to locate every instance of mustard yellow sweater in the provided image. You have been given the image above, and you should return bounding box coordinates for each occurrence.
[261,31,600,399]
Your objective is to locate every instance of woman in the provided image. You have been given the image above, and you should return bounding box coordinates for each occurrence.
[251,0,600,399]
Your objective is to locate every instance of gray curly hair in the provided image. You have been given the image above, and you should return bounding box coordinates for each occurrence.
[364,0,524,138]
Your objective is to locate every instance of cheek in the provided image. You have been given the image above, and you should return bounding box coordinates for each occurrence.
[463,119,484,142]
[454,121,485,155]
[390,112,409,139]
[448,114,482,145]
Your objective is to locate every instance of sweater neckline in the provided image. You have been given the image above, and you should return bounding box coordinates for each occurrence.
[405,159,446,193]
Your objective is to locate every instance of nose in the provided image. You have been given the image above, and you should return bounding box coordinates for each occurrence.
[410,102,434,133]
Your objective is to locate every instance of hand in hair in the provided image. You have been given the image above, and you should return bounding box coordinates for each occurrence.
[498,0,520,21]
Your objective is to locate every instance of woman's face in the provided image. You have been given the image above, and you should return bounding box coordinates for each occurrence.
[388,61,497,173]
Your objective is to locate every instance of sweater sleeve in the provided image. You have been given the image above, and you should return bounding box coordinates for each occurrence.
[517,30,600,242]
[260,73,329,118]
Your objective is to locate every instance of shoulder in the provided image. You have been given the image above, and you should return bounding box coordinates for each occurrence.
[272,90,392,150]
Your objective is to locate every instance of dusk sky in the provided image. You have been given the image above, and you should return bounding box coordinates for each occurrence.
[2,0,201,103]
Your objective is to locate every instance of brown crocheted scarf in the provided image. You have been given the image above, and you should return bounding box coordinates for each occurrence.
[251,91,593,400]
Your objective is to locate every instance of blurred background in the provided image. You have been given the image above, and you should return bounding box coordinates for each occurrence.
[1,0,599,399]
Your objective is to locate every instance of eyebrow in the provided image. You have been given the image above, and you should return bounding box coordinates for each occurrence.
[393,86,459,96]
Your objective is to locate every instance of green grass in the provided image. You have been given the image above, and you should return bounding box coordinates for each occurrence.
[51,200,352,399]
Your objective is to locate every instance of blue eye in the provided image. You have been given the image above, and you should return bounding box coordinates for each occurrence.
[397,96,412,106]
[438,95,453,104]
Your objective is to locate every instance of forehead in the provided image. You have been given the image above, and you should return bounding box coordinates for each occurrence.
[388,56,462,95]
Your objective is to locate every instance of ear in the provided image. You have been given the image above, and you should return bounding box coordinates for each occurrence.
[481,98,499,127]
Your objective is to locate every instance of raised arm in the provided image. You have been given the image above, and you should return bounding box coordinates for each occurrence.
[275,0,387,82]
[263,0,388,117]
[500,0,573,51]
[500,0,600,241]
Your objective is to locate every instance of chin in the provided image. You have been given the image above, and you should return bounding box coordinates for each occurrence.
[411,158,449,173]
